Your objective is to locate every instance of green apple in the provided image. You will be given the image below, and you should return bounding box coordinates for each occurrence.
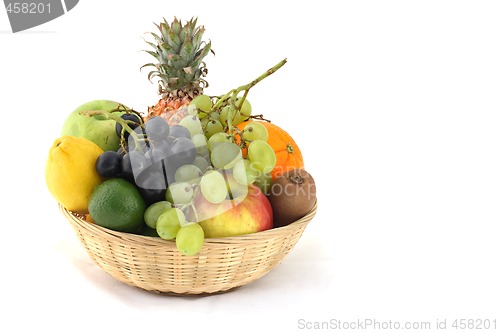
[61,100,126,151]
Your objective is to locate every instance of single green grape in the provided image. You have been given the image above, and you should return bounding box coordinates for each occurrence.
[187,104,198,117]
[247,140,277,174]
[175,223,205,256]
[174,164,202,184]
[225,172,248,200]
[179,115,203,137]
[207,132,232,151]
[191,94,212,112]
[237,97,252,118]
[209,112,220,122]
[254,171,272,195]
[156,208,184,240]
[200,116,209,127]
[191,133,209,155]
[219,106,231,126]
[205,120,224,138]
[189,94,212,119]
[233,158,259,186]
[166,182,194,204]
[219,106,242,126]
[144,201,172,229]
[210,142,242,169]
[231,111,243,126]
[243,122,268,142]
[200,170,228,204]
[193,155,210,172]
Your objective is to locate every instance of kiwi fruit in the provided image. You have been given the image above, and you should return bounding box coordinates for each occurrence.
[268,169,316,228]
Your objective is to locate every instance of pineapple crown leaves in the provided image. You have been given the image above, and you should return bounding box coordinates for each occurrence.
[141,17,212,96]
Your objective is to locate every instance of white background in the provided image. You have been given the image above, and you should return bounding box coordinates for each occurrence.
[1,1,499,332]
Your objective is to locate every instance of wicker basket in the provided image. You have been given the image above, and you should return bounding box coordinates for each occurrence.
[61,200,317,295]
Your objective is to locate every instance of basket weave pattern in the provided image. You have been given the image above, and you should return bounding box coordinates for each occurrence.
[61,201,317,295]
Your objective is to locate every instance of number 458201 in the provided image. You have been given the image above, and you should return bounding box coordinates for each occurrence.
[452,319,497,330]
[6,3,51,14]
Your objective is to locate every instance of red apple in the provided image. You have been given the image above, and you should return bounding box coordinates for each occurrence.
[195,185,273,238]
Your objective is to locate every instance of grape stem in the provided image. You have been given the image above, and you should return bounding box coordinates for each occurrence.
[172,202,200,224]
[212,58,287,117]
[249,114,271,122]
[190,203,199,223]
[79,109,145,152]
[239,58,286,93]
[212,58,288,136]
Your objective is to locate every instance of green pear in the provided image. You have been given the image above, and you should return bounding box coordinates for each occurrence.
[61,100,126,152]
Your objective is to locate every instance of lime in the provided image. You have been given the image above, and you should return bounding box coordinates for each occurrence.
[88,178,146,232]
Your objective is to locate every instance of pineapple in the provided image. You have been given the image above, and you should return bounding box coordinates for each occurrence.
[142,17,212,125]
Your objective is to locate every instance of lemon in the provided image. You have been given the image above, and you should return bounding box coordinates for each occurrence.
[88,178,146,232]
[45,136,104,213]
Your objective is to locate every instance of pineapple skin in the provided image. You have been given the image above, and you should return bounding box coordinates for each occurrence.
[147,97,190,125]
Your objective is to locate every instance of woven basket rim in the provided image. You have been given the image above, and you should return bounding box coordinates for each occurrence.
[61,199,318,245]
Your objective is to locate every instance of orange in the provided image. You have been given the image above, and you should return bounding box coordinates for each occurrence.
[236,121,304,180]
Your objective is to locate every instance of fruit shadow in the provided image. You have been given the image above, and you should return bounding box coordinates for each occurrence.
[51,234,136,299]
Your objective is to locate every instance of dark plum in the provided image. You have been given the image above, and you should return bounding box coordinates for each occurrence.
[163,161,178,185]
[145,147,169,164]
[120,152,134,181]
[96,151,122,178]
[121,150,150,181]
[136,162,165,187]
[169,125,191,139]
[170,137,196,166]
[136,170,167,205]
[115,113,142,141]
[154,139,173,157]
[145,116,170,142]
[127,126,149,151]
[138,187,167,206]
